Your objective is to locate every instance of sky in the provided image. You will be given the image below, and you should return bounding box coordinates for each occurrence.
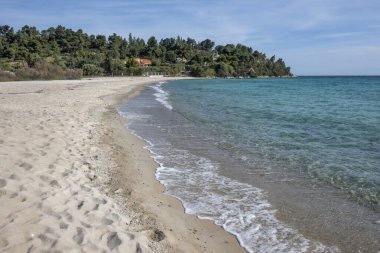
[1,0,380,75]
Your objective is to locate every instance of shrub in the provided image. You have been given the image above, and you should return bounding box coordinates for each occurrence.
[0,70,16,82]
[126,67,144,76]
[82,64,102,76]
[64,68,83,79]
[15,62,82,80]
[15,67,41,80]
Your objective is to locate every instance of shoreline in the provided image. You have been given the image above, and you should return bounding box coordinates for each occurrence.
[0,77,246,253]
[114,78,380,253]
[101,78,247,253]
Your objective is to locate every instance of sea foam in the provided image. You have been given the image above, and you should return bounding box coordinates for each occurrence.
[119,81,341,253]
[149,146,338,253]
[150,81,173,110]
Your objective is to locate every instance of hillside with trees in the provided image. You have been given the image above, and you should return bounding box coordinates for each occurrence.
[0,25,292,80]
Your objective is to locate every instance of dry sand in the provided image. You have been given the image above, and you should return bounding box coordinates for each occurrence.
[0,77,246,253]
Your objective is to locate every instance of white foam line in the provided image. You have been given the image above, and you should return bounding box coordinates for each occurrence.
[117,103,340,253]
[150,82,173,110]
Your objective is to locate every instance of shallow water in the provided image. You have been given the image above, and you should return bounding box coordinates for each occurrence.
[119,77,380,253]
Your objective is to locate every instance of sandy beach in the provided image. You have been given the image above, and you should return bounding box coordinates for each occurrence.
[0,77,245,253]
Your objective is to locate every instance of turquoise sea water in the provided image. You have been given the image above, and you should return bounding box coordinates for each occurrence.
[119,77,380,253]
[167,77,380,207]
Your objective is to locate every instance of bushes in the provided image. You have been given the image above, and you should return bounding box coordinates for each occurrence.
[15,67,42,80]
[0,62,83,81]
[82,63,103,76]
[189,64,215,77]
[16,62,64,80]
[64,68,83,79]
[215,62,236,77]
[125,67,145,76]
[0,70,16,81]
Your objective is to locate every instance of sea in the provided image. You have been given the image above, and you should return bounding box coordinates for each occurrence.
[118,77,380,253]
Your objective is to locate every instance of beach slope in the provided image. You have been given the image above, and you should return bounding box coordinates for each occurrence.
[0,77,245,253]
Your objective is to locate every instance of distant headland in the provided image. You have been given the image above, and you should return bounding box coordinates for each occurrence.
[0,25,293,81]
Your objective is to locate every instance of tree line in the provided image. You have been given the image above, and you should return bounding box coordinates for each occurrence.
[0,25,292,79]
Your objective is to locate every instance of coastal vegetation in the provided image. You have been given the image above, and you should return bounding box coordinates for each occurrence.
[0,25,292,80]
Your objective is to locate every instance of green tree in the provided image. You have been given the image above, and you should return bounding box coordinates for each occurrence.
[216,62,235,77]
[199,39,215,51]
[82,64,103,76]
[0,24,293,78]
[165,51,177,63]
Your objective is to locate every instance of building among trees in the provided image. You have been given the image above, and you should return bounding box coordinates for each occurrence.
[0,25,293,80]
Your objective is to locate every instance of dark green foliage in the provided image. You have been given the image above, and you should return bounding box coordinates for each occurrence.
[0,24,292,79]
[82,63,103,76]
[199,39,215,51]
[216,63,235,77]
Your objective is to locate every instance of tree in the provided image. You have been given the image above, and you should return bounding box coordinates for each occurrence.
[147,36,158,48]
[199,39,215,51]
[186,37,197,48]
[82,64,103,76]
[165,51,177,63]
[216,62,235,77]
[2,45,16,59]
[145,36,159,58]
[0,25,293,78]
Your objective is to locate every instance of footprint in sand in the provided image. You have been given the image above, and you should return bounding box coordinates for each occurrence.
[0,237,9,248]
[59,222,68,230]
[49,180,61,188]
[107,232,121,250]
[0,190,6,197]
[37,233,56,247]
[77,201,84,210]
[40,175,50,182]
[0,179,6,188]
[73,227,84,245]
[93,204,99,211]
[80,185,91,192]
[20,162,33,171]
[9,192,18,198]
[19,184,26,191]
[61,211,73,222]
[9,174,20,181]
[110,213,119,221]
[136,243,142,253]
[81,222,91,229]
[102,217,114,225]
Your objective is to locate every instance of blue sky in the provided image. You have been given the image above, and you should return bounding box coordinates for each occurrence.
[1,0,380,75]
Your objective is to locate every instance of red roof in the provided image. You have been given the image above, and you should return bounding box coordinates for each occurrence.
[133,58,152,66]
[140,59,152,65]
